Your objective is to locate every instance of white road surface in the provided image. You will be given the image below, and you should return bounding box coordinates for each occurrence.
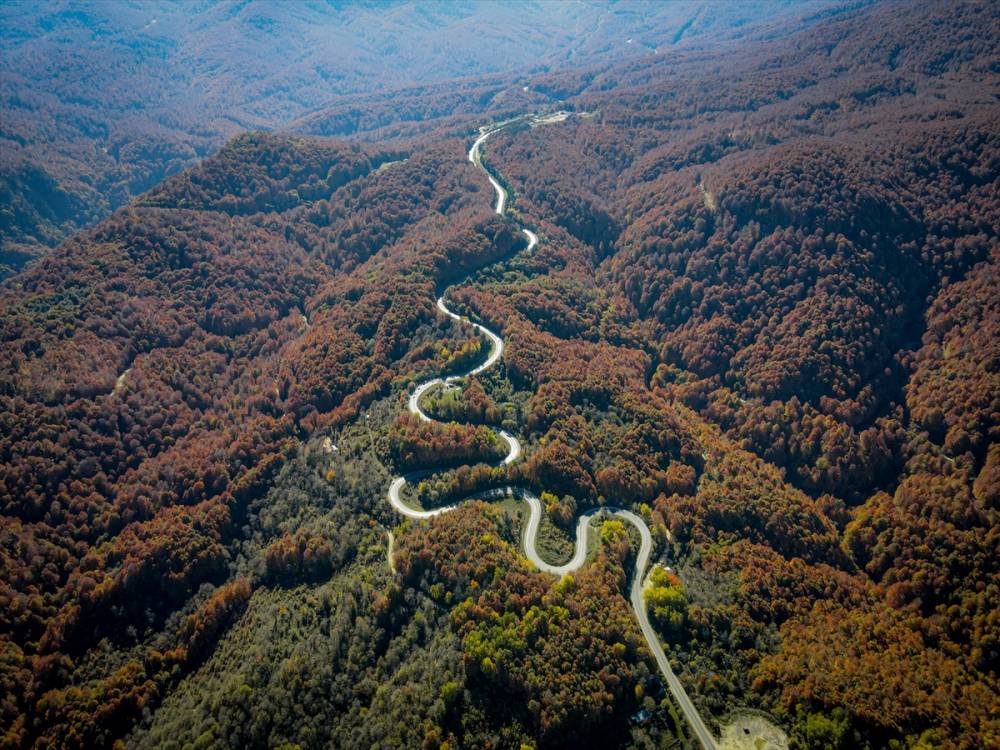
[386,113,719,750]
[468,128,508,214]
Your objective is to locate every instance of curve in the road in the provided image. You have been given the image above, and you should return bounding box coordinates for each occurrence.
[386,114,718,750]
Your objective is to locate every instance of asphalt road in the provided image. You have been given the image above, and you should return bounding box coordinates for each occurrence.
[386,113,719,750]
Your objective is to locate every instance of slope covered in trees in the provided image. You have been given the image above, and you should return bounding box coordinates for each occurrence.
[467,1,999,745]
[0,0,835,278]
[0,127,529,747]
[1,0,998,748]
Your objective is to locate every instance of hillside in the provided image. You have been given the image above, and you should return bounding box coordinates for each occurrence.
[0,0,837,279]
[1,1,998,749]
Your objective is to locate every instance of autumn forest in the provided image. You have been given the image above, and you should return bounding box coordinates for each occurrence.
[1,1,998,749]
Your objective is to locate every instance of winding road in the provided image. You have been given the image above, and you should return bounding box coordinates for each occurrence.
[386,114,719,750]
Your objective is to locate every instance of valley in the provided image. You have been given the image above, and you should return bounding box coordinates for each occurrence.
[390,111,729,749]
[0,2,997,748]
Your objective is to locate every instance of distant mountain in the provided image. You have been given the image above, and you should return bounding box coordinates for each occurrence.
[1,0,845,278]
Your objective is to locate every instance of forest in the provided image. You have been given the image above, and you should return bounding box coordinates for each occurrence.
[0,0,809,280]
[1,0,998,748]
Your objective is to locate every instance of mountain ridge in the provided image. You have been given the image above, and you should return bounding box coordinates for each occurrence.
[0,1,997,747]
